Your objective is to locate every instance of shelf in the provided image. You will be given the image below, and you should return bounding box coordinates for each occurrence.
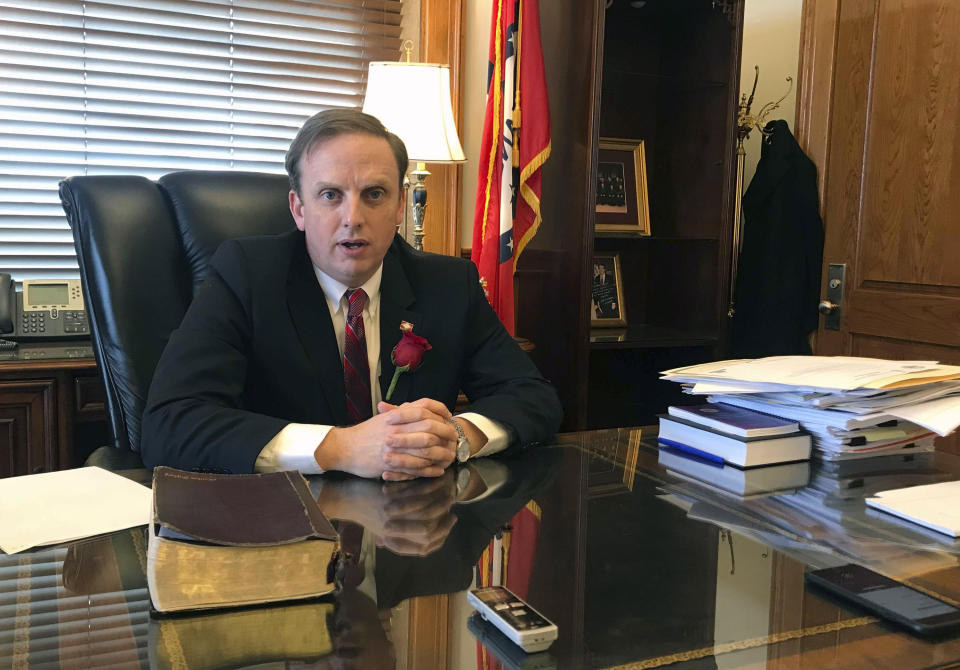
[594,232,720,242]
[602,69,730,88]
[589,324,718,350]
[0,340,96,369]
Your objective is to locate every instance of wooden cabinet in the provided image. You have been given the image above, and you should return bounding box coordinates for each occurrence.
[0,343,109,478]
[517,0,743,430]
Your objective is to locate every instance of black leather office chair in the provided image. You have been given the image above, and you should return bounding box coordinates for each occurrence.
[59,171,296,469]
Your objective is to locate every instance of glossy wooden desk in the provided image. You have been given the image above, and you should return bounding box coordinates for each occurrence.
[3,428,960,669]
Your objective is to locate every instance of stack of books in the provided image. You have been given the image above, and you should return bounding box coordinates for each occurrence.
[657,402,812,468]
[658,446,810,498]
[660,356,960,460]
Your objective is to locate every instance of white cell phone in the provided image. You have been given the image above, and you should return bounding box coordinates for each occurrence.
[467,586,558,653]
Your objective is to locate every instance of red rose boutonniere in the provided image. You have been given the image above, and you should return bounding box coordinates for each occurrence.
[385,321,432,401]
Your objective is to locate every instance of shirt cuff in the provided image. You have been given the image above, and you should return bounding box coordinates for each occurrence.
[254,423,332,474]
[456,412,509,459]
[456,459,509,502]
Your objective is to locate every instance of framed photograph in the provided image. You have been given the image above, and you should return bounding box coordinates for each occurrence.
[591,253,626,327]
[595,138,650,235]
[586,427,643,495]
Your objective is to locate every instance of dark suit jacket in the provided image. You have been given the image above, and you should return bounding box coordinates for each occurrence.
[140,231,562,473]
[731,120,824,357]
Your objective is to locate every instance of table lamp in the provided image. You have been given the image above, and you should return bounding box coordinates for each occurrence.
[362,59,466,251]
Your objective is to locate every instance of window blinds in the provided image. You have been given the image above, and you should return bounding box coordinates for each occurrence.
[0,0,402,279]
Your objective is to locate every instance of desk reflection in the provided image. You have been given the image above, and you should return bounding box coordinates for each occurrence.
[29,449,558,669]
[6,432,960,669]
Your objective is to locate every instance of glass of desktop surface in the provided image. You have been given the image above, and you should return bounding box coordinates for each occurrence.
[3,431,960,669]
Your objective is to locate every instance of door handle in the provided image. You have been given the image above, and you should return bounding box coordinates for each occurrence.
[821,264,845,331]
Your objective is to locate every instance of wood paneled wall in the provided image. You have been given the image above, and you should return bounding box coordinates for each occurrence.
[419,0,466,257]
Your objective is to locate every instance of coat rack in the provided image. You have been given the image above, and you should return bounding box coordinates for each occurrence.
[727,67,794,318]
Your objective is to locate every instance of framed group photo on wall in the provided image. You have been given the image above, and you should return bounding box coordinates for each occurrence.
[591,253,626,327]
[595,138,650,236]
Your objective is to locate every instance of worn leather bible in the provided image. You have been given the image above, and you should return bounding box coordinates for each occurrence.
[147,467,338,613]
[149,600,334,668]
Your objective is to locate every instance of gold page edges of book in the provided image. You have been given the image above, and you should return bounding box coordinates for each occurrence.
[147,467,338,613]
[149,600,334,669]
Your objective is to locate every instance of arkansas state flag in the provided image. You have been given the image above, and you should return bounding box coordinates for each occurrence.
[471,0,550,335]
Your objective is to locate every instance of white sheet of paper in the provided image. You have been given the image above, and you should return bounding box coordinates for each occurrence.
[0,466,152,554]
[664,356,941,390]
[708,394,891,430]
[867,480,960,537]
[885,395,960,437]
[689,381,810,394]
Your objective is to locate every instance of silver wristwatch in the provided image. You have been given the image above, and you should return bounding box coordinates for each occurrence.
[447,418,472,462]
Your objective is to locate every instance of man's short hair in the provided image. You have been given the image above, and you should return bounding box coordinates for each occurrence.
[285,108,408,196]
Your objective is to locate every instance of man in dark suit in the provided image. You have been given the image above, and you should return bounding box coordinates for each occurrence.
[140,109,562,479]
[592,263,618,319]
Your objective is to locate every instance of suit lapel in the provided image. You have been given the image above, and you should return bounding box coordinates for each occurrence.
[379,244,421,405]
[286,237,349,424]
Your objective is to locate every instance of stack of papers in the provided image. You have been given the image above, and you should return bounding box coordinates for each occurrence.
[661,481,960,574]
[807,452,953,500]
[661,356,960,460]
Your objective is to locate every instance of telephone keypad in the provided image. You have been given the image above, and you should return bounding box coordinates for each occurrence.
[62,310,88,334]
[21,312,47,333]
[17,310,88,336]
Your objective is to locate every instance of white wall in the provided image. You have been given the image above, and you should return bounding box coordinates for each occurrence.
[400,0,422,57]
[739,0,803,187]
[457,0,803,245]
[460,0,494,250]
[714,533,774,668]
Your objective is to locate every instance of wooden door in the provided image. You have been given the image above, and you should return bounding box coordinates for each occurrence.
[797,0,960,454]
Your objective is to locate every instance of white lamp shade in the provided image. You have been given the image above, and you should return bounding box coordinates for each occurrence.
[363,62,466,163]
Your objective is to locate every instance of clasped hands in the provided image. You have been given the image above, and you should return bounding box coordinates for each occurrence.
[315,469,460,557]
[316,398,479,481]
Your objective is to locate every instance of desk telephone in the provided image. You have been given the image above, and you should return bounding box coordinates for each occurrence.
[0,274,90,341]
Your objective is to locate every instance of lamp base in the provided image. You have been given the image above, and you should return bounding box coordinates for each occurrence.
[410,162,430,252]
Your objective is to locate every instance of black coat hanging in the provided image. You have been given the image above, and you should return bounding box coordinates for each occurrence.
[730,120,824,357]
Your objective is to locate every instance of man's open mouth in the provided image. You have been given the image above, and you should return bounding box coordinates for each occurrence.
[340,240,367,249]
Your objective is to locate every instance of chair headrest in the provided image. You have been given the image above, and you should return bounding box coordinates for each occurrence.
[158,171,296,286]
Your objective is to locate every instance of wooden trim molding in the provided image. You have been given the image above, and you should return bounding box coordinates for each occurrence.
[795,0,840,207]
[405,594,449,670]
[795,0,841,355]
[420,0,466,257]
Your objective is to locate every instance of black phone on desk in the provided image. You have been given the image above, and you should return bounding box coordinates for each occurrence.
[806,564,960,638]
[0,274,90,340]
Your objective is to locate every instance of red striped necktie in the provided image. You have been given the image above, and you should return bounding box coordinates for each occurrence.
[343,288,372,424]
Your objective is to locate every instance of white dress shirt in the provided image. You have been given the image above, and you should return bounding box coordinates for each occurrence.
[254,262,508,473]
